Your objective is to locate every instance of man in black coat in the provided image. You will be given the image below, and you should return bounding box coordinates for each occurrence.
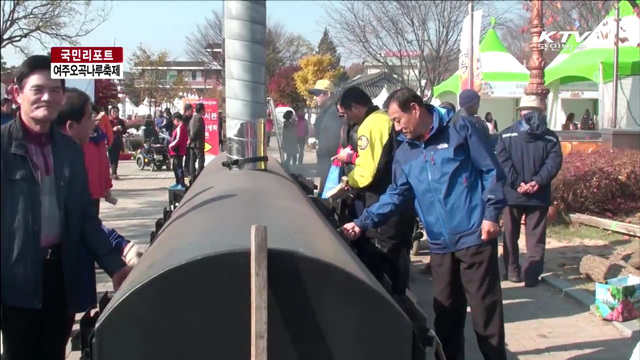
[1,55,131,360]
[308,79,342,196]
[496,95,563,287]
[188,102,206,182]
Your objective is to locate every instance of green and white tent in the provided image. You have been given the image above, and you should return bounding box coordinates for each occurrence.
[545,35,600,130]
[432,20,529,125]
[545,1,640,85]
[433,24,529,99]
[545,1,640,129]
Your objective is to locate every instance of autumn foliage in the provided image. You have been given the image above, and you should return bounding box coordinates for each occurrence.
[267,65,305,108]
[552,149,640,218]
[94,79,119,109]
[293,54,344,106]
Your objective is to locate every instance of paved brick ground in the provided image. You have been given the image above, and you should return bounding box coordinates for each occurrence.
[61,152,638,359]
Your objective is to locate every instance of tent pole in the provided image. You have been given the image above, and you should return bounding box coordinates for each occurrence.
[612,4,620,128]
[468,1,474,90]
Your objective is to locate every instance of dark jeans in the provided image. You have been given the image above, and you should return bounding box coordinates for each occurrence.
[431,240,506,360]
[266,131,272,147]
[1,255,76,360]
[296,137,306,164]
[188,147,205,182]
[107,144,122,174]
[283,152,296,168]
[502,205,547,286]
[316,155,332,196]
[172,155,185,186]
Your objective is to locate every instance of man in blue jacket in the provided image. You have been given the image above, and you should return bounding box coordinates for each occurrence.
[343,87,507,360]
[496,95,563,287]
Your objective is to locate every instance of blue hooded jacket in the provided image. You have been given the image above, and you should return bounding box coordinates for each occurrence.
[354,104,507,254]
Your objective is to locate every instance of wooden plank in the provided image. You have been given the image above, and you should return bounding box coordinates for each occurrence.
[251,225,268,360]
[569,213,640,237]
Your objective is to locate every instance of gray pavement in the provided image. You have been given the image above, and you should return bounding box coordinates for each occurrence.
[61,147,637,359]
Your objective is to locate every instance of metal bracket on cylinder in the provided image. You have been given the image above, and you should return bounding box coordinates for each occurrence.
[221,156,269,170]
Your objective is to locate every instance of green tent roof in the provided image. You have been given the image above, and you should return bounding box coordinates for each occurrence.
[479,28,509,54]
[433,19,529,97]
[545,1,640,85]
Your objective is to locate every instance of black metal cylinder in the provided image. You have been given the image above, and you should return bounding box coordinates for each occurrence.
[92,155,413,360]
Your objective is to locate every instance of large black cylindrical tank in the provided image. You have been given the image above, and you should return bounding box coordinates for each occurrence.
[92,155,413,360]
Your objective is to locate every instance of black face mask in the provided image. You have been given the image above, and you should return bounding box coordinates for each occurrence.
[522,110,548,135]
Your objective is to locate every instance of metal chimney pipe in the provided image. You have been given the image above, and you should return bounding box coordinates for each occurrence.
[224,0,267,170]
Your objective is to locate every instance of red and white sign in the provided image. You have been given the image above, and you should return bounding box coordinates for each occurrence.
[182,98,219,156]
[50,47,124,80]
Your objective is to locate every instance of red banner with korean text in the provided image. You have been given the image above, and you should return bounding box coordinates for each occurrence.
[182,98,219,155]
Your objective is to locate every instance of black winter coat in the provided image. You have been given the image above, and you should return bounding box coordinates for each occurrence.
[1,119,126,312]
[496,118,563,207]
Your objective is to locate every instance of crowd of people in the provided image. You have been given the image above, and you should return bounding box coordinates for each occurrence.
[1,52,566,360]
[306,76,563,359]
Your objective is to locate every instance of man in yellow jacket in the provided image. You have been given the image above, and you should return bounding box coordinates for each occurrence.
[334,86,415,296]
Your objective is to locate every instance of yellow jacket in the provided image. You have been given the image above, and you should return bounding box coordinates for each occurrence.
[347,110,392,188]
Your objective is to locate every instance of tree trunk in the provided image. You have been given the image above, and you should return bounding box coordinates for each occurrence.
[579,254,640,283]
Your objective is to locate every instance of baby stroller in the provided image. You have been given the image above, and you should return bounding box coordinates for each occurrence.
[136,121,170,171]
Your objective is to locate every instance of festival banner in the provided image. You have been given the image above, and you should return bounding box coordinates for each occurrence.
[182,98,219,155]
[459,10,483,93]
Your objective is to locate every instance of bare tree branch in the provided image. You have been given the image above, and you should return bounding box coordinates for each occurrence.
[321,1,517,96]
[185,11,313,82]
[1,0,111,56]
[500,1,616,66]
[184,9,224,70]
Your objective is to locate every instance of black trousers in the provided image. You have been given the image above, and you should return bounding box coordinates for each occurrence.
[93,198,101,216]
[356,240,410,296]
[502,205,547,286]
[295,137,306,164]
[431,240,506,360]
[172,155,185,186]
[107,144,122,174]
[1,256,75,360]
[184,150,191,176]
[188,147,205,181]
[316,155,332,196]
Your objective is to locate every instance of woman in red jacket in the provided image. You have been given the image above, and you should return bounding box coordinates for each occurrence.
[169,113,188,189]
[83,124,116,214]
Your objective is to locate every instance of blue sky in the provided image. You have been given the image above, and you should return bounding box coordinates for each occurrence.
[2,1,329,68]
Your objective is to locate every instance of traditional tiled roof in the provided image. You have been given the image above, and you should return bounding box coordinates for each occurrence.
[339,71,401,98]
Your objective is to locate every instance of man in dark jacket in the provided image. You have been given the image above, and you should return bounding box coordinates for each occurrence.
[496,95,563,287]
[458,89,493,145]
[188,102,206,182]
[1,55,131,360]
[309,79,342,195]
[343,88,508,360]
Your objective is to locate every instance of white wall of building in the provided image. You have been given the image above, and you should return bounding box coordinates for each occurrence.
[599,75,640,130]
